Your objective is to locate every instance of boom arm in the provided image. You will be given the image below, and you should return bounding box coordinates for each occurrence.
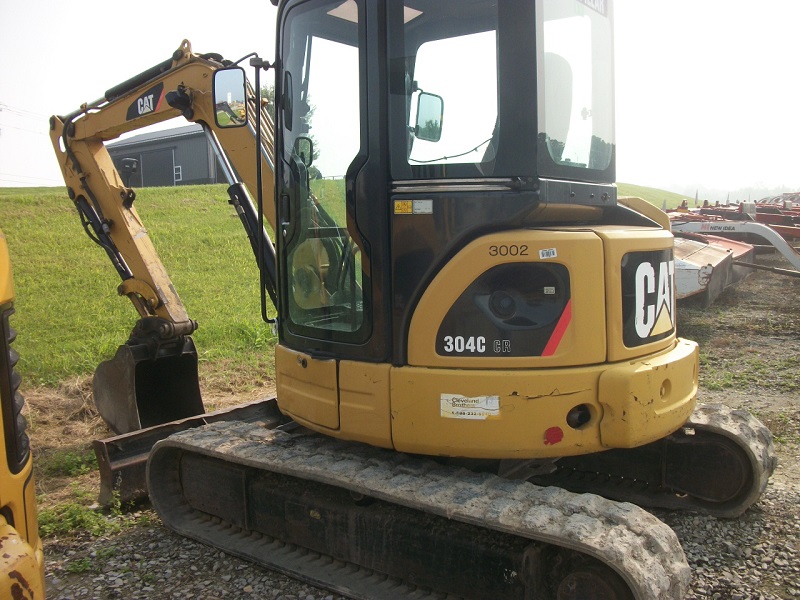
[49,40,277,332]
[49,40,278,433]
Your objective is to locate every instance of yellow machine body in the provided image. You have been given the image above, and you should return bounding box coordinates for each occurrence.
[277,225,698,458]
[0,232,45,600]
[47,36,699,463]
[45,1,777,594]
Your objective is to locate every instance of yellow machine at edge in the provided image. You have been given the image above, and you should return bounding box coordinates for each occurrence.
[0,231,45,600]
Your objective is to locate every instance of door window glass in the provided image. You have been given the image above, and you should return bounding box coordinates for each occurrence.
[282,1,365,335]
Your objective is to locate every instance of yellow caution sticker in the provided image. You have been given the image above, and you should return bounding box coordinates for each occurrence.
[394,200,413,214]
[394,199,433,215]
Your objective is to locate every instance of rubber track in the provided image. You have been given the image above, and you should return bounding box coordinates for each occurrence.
[148,421,691,600]
[536,403,777,518]
[684,403,777,517]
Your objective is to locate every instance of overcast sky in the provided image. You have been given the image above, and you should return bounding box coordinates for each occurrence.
[1,0,799,198]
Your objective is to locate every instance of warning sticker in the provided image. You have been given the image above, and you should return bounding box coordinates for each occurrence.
[441,394,500,420]
[394,199,433,215]
[394,200,413,214]
[413,199,433,214]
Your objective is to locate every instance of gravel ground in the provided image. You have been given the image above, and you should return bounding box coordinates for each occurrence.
[42,426,799,600]
[661,461,800,599]
[46,520,346,600]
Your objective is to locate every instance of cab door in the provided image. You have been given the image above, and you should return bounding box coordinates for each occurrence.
[274,0,374,429]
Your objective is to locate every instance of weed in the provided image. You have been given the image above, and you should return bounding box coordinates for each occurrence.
[38,501,123,538]
[95,547,117,560]
[38,448,97,477]
[36,491,156,539]
[762,411,800,445]
[65,557,93,574]
[61,544,119,575]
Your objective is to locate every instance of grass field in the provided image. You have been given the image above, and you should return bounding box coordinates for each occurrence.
[0,185,275,389]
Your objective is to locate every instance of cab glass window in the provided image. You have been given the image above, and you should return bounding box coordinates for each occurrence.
[538,0,614,176]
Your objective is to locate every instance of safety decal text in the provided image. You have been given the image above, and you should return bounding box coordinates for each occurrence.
[441,394,500,420]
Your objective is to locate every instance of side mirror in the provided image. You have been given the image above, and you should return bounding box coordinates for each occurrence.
[213,67,248,128]
[293,136,314,166]
[414,92,444,142]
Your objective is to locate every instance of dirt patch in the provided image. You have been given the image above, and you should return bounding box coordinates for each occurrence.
[24,374,276,512]
[23,379,102,506]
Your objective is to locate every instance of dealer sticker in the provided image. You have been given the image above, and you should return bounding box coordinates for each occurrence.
[441,394,500,420]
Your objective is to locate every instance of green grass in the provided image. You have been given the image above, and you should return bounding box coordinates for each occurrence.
[678,298,800,395]
[0,185,275,387]
[38,448,98,478]
[698,353,800,393]
[618,182,692,210]
[37,488,153,539]
[310,178,347,225]
[37,486,124,538]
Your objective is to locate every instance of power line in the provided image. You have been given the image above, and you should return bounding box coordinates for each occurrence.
[0,171,63,186]
[0,122,48,136]
[0,178,54,186]
[0,102,49,120]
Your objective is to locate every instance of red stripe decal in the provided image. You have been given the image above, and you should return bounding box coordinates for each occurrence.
[156,89,167,112]
[542,299,572,356]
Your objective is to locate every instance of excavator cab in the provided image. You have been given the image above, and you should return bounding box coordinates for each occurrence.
[274,0,616,360]
[269,0,684,454]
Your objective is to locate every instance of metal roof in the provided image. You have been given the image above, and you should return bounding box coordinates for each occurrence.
[107,123,203,149]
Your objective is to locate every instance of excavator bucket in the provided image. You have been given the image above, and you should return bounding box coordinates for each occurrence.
[93,337,204,435]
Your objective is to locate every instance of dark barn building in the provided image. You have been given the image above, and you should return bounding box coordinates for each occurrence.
[107,124,221,187]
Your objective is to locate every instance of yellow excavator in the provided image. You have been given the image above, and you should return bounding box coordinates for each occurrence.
[0,231,45,600]
[50,1,776,598]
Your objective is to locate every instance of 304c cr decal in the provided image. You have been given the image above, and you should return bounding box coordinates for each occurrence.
[437,262,571,357]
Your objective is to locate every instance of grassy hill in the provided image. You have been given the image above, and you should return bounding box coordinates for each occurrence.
[0,185,273,388]
[618,182,693,210]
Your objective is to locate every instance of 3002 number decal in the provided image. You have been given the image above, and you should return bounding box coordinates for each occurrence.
[489,244,528,257]
[443,336,486,353]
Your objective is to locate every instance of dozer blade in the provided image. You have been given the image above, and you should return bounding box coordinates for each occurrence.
[93,336,205,435]
[93,398,288,506]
